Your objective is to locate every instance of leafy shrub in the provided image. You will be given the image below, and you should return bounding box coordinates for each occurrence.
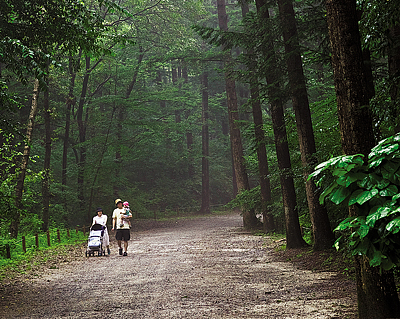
[309,133,400,270]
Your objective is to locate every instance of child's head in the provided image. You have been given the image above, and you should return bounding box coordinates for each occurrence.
[123,201,129,208]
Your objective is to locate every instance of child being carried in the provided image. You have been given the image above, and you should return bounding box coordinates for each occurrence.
[120,201,132,227]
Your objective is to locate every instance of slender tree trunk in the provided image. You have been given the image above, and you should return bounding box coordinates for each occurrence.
[42,69,51,232]
[182,65,194,178]
[126,48,144,98]
[88,106,117,216]
[217,0,258,229]
[277,0,334,250]
[241,0,275,232]
[250,81,275,232]
[62,56,77,190]
[200,71,210,214]
[256,0,306,247]
[114,51,144,198]
[326,1,400,317]
[77,56,90,219]
[11,79,40,238]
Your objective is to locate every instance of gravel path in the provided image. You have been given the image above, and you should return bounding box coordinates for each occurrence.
[0,213,356,318]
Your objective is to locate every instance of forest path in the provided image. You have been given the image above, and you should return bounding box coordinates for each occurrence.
[0,213,356,318]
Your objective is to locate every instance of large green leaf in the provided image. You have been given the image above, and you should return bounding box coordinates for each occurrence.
[319,182,337,204]
[349,189,364,205]
[354,189,379,205]
[379,185,398,197]
[329,186,351,205]
[334,217,356,231]
[358,224,370,239]
[377,178,390,189]
[332,168,347,178]
[369,250,384,267]
[355,238,370,255]
[386,217,400,233]
[358,175,374,189]
[366,208,385,226]
[369,156,384,168]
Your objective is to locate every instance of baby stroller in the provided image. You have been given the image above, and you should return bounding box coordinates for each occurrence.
[85,224,106,257]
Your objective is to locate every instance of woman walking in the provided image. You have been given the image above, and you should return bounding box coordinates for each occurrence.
[92,207,110,255]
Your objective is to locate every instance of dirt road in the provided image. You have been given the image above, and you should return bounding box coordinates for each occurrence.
[0,213,356,318]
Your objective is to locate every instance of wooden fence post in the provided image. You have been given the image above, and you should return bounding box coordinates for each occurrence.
[22,236,26,253]
[35,234,39,248]
[83,225,86,236]
[6,244,11,259]
[47,230,51,247]
[57,229,61,243]
[76,227,78,235]
[67,229,70,238]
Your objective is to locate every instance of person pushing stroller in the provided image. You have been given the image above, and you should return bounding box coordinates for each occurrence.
[92,207,110,255]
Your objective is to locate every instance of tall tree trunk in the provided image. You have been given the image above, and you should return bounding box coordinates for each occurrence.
[256,0,306,247]
[277,0,334,250]
[77,56,90,220]
[326,1,400,318]
[250,81,275,232]
[42,69,51,232]
[200,71,210,214]
[241,0,275,232]
[182,65,194,178]
[11,79,40,238]
[217,0,258,229]
[114,51,144,198]
[62,56,77,190]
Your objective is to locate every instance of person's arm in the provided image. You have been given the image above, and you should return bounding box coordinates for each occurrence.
[104,215,108,226]
[112,212,116,230]
[92,217,96,226]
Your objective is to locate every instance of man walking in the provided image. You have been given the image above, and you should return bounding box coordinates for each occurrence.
[111,198,131,256]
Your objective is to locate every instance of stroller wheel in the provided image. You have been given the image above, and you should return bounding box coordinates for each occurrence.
[98,251,102,256]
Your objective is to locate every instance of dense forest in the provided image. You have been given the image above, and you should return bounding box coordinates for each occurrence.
[2,0,400,317]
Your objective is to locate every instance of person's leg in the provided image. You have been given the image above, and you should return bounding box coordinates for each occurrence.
[104,230,110,254]
[124,240,128,252]
[117,240,123,255]
[123,229,130,255]
[116,230,123,255]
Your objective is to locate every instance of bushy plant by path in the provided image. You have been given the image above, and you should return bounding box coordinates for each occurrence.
[309,133,400,271]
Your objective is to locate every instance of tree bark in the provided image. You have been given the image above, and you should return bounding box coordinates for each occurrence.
[62,56,77,190]
[277,0,334,250]
[11,79,40,238]
[113,50,145,198]
[77,56,90,220]
[326,0,400,317]
[217,0,258,229]
[200,71,210,215]
[256,0,306,247]
[241,0,275,232]
[250,81,275,232]
[42,69,51,232]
